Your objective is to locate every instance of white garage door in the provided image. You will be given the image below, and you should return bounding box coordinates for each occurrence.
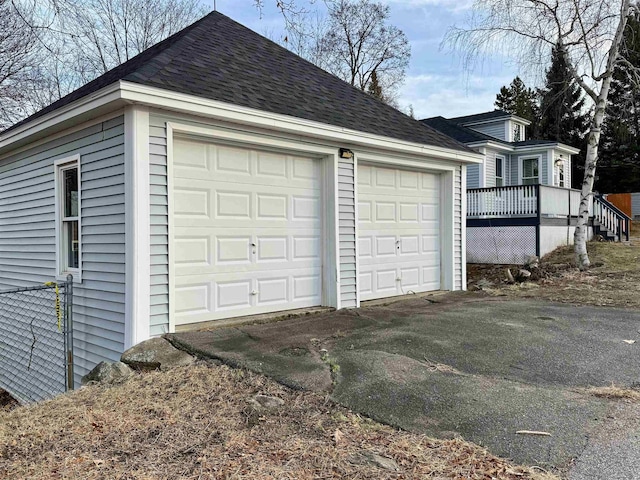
[358,164,440,301]
[172,137,323,326]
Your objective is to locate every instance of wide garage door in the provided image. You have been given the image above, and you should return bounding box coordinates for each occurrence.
[172,137,323,326]
[358,163,440,301]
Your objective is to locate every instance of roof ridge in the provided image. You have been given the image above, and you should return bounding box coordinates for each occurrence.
[2,11,473,153]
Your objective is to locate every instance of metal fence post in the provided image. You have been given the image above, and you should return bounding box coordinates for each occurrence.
[65,274,74,391]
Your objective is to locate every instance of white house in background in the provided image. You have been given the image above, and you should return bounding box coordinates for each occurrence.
[0,11,481,388]
[423,111,629,264]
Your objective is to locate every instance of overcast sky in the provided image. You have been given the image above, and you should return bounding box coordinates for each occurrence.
[206,1,521,119]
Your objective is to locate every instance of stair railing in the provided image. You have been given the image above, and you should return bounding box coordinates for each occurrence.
[593,194,631,241]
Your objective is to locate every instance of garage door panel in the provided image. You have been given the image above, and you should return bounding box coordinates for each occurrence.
[358,164,441,301]
[173,139,323,326]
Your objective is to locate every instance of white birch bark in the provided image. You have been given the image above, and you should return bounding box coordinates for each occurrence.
[573,80,613,269]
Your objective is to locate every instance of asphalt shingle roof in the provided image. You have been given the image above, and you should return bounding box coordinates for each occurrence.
[421,116,568,150]
[448,110,512,125]
[420,117,497,144]
[3,12,471,153]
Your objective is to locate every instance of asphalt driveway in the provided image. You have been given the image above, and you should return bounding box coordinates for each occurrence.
[170,293,640,478]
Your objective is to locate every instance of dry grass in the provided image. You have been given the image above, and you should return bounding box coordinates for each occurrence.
[586,385,640,401]
[0,362,558,480]
[468,229,640,308]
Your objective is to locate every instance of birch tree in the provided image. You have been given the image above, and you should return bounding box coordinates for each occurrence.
[446,0,634,270]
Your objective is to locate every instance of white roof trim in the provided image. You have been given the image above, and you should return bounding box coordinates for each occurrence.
[0,83,122,152]
[119,82,482,164]
[0,80,483,164]
[460,114,532,127]
[466,139,579,155]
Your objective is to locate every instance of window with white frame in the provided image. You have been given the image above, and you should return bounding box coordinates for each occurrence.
[554,159,565,187]
[56,158,80,278]
[521,157,539,185]
[495,155,505,187]
[513,124,523,142]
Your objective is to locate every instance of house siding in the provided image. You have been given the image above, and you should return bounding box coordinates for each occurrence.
[0,115,126,385]
[454,166,463,290]
[484,149,497,188]
[632,193,640,218]
[466,163,480,189]
[468,121,506,140]
[148,117,170,337]
[338,157,357,308]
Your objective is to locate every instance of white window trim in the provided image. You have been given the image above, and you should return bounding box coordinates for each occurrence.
[54,155,82,282]
[518,154,542,185]
[495,154,505,187]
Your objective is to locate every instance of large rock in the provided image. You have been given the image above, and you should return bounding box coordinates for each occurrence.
[81,361,133,385]
[121,337,195,371]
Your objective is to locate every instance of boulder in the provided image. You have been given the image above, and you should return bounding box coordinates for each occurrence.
[81,361,133,385]
[121,337,195,371]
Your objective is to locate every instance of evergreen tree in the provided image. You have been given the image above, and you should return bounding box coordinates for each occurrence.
[538,42,589,188]
[538,43,589,145]
[598,13,640,193]
[495,76,540,135]
[367,69,383,100]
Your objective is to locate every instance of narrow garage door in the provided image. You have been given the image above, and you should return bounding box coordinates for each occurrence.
[358,164,440,301]
[172,137,323,326]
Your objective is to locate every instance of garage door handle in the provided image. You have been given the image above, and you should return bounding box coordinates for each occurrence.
[251,290,259,295]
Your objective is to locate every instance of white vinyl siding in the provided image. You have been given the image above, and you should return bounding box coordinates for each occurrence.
[0,115,126,385]
[149,117,170,337]
[483,149,497,188]
[466,163,480,189]
[454,166,463,290]
[468,121,506,141]
[632,193,640,218]
[338,157,357,308]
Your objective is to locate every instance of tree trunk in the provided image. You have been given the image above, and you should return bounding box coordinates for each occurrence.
[574,76,614,270]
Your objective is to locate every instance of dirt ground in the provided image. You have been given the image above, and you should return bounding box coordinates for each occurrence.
[0,362,557,480]
[468,223,640,308]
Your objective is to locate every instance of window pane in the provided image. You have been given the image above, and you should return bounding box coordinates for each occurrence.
[64,220,79,269]
[523,159,538,180]
[496,177,504,187]
[495,157,503,176]
[523,178,536,185]
[64,168,78,217]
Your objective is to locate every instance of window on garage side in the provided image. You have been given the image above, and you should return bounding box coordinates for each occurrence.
[56,157,81,279]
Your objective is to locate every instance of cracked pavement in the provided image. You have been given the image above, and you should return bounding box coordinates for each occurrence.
[170,293,640,478]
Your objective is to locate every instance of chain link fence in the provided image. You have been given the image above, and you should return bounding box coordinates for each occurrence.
[0,275,74,404]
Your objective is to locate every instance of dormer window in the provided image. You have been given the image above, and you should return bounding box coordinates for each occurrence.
[513,123,523,142]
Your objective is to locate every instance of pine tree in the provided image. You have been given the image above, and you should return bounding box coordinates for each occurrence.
[367,70,384,100]
[494,76,540,135]
[537,42,589,188]
[598,13,640,193]
[538,43,589,145]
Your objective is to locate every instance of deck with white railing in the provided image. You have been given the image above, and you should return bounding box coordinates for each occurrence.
[467,185,588,218]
